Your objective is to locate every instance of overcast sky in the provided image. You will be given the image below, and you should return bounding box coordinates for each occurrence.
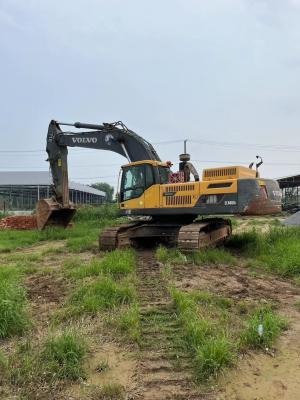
[1,0,300,189]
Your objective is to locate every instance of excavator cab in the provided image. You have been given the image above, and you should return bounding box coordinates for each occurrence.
[119,161,171,202]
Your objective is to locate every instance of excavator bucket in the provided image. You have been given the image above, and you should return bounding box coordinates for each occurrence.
[36,198,76,230]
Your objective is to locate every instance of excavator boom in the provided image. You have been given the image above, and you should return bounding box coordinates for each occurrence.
[37,120,160,229]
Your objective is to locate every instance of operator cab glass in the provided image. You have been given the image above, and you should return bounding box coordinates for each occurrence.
[120,163,171,201]
[121,164,153,201]
[158,166,170,184]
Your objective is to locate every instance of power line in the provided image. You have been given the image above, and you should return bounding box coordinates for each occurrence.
[1,137,300,153]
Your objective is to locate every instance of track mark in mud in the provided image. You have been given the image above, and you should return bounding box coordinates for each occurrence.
[136,251,206,400]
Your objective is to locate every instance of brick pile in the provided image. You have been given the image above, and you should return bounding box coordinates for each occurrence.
[0,216,38,230]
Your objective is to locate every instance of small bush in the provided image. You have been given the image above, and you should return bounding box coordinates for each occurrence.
[156,246,187,265]
[41,331,87,381]
[195,336,234,380]
[190,248,236,265]
[240,308,287,349]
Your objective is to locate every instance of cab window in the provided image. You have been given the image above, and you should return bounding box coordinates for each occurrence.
[121,164,155,201]
[158,167,170,184]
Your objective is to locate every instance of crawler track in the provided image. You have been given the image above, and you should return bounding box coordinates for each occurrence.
[99,219,231,252]
[135,251,208,400]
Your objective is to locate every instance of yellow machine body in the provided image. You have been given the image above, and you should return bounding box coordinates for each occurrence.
[119,161,281,217]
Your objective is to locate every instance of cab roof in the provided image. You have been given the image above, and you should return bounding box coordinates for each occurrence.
[121,160,170,168]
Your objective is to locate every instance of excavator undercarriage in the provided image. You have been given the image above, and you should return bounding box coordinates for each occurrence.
[99,218,232,251]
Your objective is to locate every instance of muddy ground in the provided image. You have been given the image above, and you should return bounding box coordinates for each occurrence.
[1,217,300,399]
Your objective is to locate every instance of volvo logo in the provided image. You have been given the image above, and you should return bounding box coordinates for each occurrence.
[72,137,97,144]
[105,134,114,145]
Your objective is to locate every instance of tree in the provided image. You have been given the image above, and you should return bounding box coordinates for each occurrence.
[91,182,114,203]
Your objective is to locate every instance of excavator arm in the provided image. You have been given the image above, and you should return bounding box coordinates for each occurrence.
[37,119,161,229]
[46,120,160,203]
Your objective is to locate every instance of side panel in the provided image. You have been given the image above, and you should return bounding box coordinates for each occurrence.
[119,184,160,213]
[144,184,160,208]
[160,182,200,208]
[120,192,145,212]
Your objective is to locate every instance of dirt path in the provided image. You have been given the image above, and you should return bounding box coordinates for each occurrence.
[135,251,206,400]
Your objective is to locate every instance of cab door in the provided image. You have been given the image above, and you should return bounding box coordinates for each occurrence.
[120,164,145,209]
[144,164,160,209]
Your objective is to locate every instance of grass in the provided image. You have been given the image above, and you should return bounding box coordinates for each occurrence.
[95,359,109,373]
[9,331,87,392]
[156,246,236,267]
[0,266,30,338]
[0,211,7,219]
[73,204,119,222]
[60,277,135,319]
[41,331,87,380]
[113,303,141,343]
[190,248,236,265]
[90,383,125,400]
[98,249,136,278]
[194,336,234,380]
[227,227,300,277]
[156,246,187,265]
[65,249,136,280]
[171,288,234,381]
[240,307,287,349]
[171,288,286,381]
[0,204,120,253]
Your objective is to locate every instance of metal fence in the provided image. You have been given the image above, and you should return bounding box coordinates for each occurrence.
[0,185,104,211]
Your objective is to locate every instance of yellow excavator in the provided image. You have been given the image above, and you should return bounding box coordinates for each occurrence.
[36,120,282,251]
